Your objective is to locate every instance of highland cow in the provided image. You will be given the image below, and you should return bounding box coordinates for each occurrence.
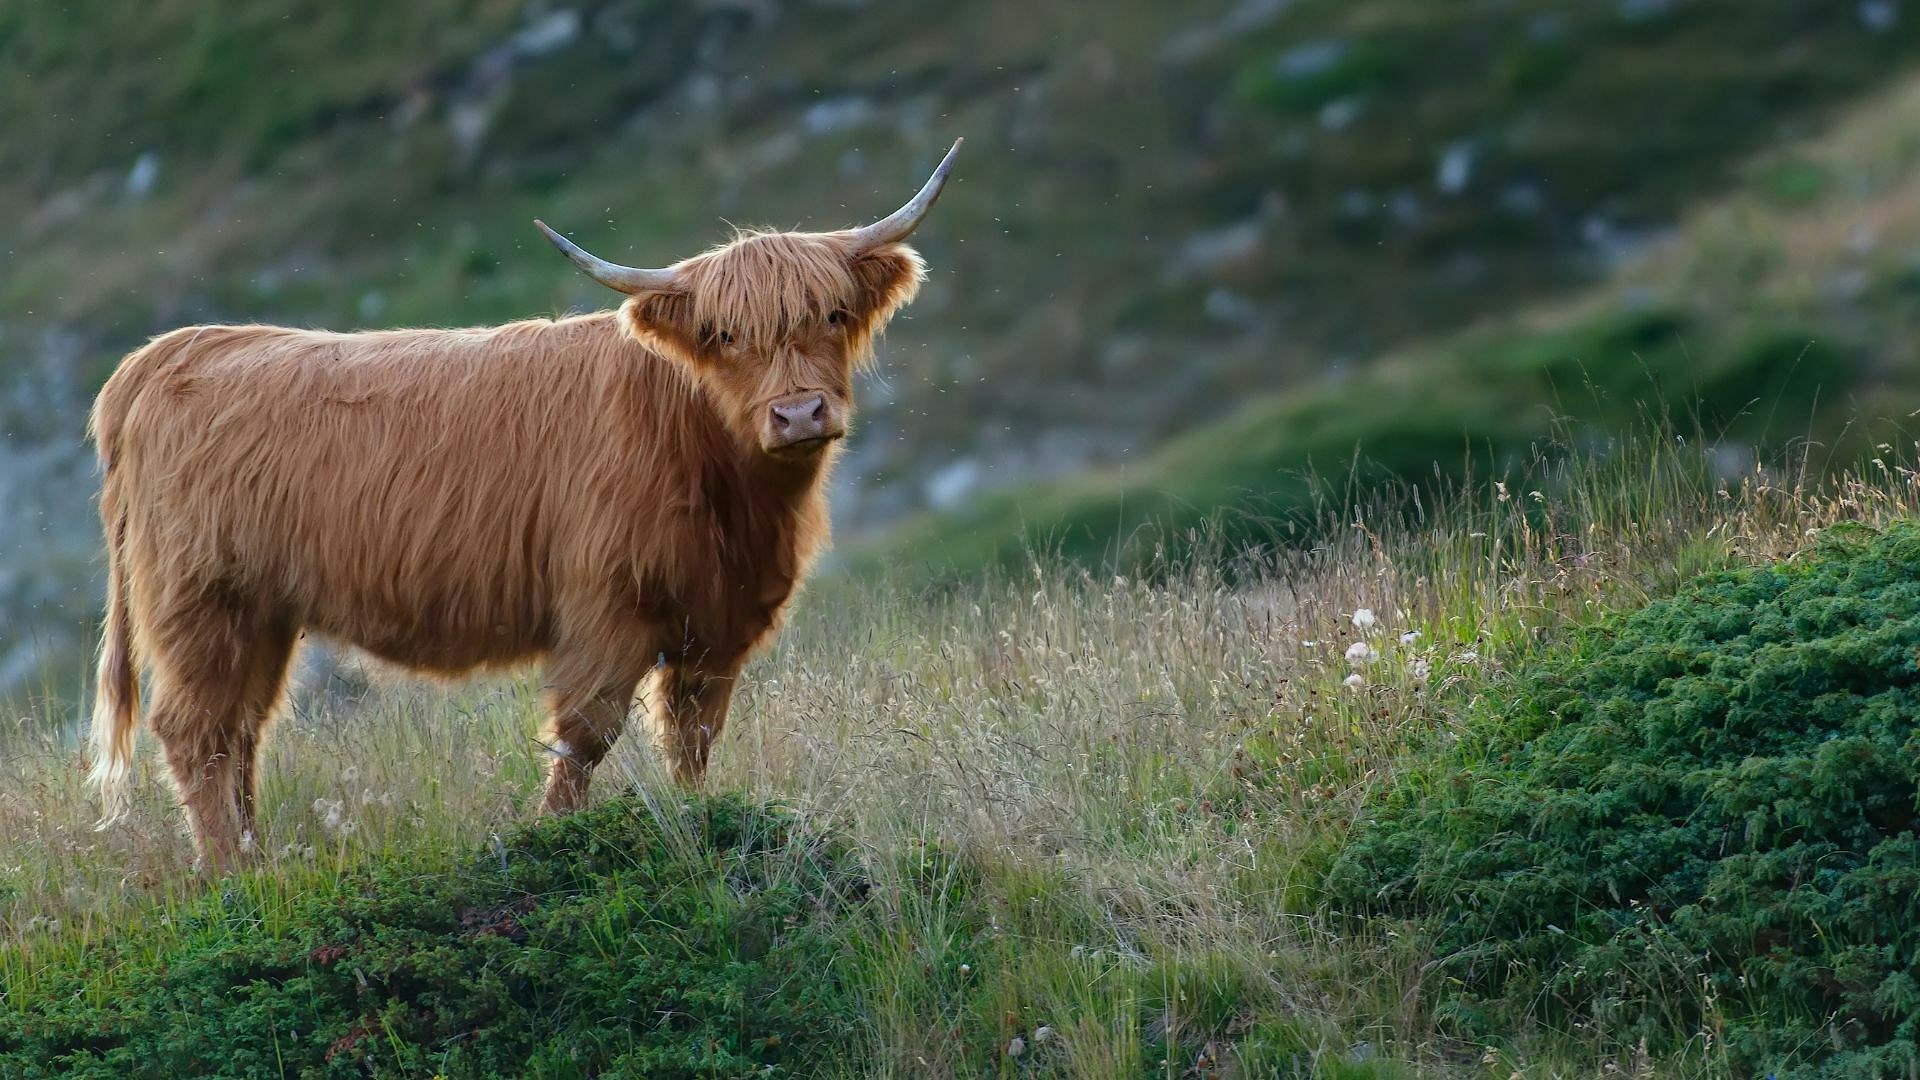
[88,140,962,867]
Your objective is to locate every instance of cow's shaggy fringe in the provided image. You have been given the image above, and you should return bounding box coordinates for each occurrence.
[85,227,926,866]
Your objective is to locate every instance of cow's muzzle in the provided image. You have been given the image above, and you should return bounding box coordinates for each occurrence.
[763,392,845,456]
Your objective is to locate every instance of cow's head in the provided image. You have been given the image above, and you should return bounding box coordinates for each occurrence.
[536,139,960,464]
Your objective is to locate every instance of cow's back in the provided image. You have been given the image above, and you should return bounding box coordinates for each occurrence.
[101,315,648,673]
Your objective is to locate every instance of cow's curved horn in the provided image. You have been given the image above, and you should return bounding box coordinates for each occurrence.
[533,220,680,295]
[849,138,963,251]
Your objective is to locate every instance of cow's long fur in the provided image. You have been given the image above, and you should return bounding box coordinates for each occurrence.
[89,228,926,864]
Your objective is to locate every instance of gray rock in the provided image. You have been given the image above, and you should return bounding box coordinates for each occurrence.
[1272,39,1348,81]
[1436,141,1475,196]
[1203,287,1262,330]
[1160,0,1291,64]
[1861,0,1900,32]
[125,152,160,199]
[1318,96,1363,132]
[448,98,496,166]
[1172,220,1265,280]
[925,457,984,510]
[511,9,580,57]
[803,96,878,136]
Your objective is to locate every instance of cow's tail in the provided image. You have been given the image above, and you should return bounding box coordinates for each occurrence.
[85,329,200,827]
[89,489,139,829]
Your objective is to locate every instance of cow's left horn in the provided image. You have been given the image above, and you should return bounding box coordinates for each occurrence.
[534,220,680,295]
[849,138,963,251]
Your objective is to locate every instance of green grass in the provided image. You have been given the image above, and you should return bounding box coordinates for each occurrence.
[5,427,1918,1076]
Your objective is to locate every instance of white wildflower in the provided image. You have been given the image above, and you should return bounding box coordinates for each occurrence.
[1351,607,1377,632]
[314,798,346,834]
[1399,629,1422,646]
[1458,650,1479,664]
[1007,1036,1026,1058]
[1345,641,1377,665]
[1343,673,1366,690]
[1408,658,1431,683]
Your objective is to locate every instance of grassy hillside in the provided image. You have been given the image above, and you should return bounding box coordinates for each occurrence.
[4,430,1917,1076]
[11,1,1915,381]
[10,9,1920,1074]
[4,2,1920,689]
[868,69,1920,578]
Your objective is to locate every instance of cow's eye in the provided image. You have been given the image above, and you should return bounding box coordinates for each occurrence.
[826,310,848,328]
[713,328,735,347]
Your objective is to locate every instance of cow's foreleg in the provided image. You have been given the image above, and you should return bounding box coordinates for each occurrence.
[538,657,645,815]
[232,625,297,847]
[655,662,742,787]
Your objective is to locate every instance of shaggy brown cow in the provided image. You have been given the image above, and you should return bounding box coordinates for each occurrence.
[89,140,962,867]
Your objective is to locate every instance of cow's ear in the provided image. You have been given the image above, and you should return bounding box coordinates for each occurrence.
[847,246,926,335]
[619,289,706,366]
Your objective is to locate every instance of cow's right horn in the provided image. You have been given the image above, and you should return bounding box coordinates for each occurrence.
[849,138,963,250]
[534,220,680,295]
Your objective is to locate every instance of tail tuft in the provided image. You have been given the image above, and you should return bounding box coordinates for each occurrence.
[88,509,138,829]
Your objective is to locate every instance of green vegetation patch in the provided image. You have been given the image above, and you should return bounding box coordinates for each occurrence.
[1327,522,1920,1076]
[0,795,868,1079]
[867,305,1859,580]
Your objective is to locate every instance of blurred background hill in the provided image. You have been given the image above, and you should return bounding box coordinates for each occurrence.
[4,0,1920,694]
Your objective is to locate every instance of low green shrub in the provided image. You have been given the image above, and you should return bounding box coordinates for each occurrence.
[1328,522,1920,1076]
[0,796,868,1079]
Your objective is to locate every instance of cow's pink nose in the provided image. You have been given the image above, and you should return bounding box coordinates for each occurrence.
[771,395,824,429]
[768,394,833,446]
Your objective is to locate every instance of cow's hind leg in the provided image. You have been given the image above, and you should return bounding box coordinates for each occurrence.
[538,650,649,815]
[149,676,249,870]
[145,602,292,870]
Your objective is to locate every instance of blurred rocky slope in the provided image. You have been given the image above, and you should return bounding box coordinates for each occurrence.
[872,67,1920,572]
[2,0,1917,689]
